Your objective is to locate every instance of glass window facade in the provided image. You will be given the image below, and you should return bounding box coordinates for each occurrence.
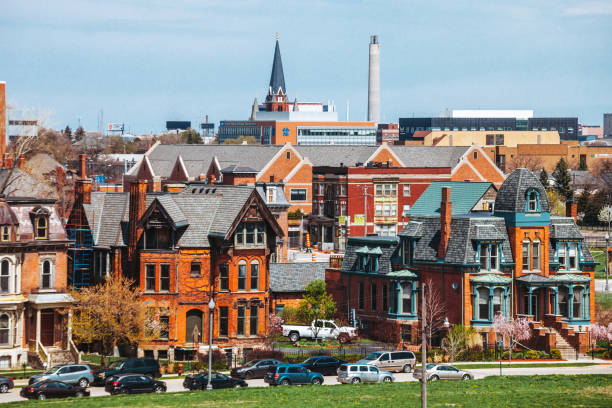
[297,127,377,145]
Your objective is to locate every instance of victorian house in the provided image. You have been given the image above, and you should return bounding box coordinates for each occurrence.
[327,169,595,354]
[0,196,75,368]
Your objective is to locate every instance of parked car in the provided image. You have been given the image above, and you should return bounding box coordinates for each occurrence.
[356,351,416,373]
[104,374,166,395]
[183,372,248,390]
[412,364,474,381]
[282,320,358,343]
[230,359,285,379]
[299,356,347,376]
[29,364,94,388]
[264,364,324,386]
[94,358,160,384]
[20,380,90,400]
[0,376,14,393]
[337,363,394,384]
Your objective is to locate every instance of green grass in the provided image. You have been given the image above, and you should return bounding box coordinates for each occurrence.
[592,249,608,278]
[596,291,612,311]
[4,375,612,407]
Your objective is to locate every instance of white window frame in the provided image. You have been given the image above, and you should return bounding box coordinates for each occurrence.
[532,241,541,271]
[403,184,411,197]
[39,257,55,290]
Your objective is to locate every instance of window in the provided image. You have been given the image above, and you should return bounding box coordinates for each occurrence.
[375,205,382,217]
[486,134,495,145]
[375,185,383,196]
[532,242,540,271]
[522,241,530,271]
[558,245,566,270]
[383,204,390,216]
[36,217,48,239]
[246,223,255,244]
[391,205,397,216]
[238,261,246,291]
[375,224,396,236]
[145,264,156,291]
[495,134,504,145]
[340,184,347,196]
[159,316,169,339]
[371,284,377,311]
[402,283,412,314]
[190,262,201,277]
[160,264,170,291]
[403,184,411,197]
[0,260,9,293]
[403,240,413,265]
[479,245,487,270]
[286,151,291,159]
[235,223,266,246]
[40,260,53,289]
[219,306,228,336]
[219,263,229,291]
[527,191,538,212]
[266,187,276,203]
[250,305,258,336]
[250,261,259,291]
[493,288,503,315]
[478,287,489,320]
[403,204,410,216]
[568,244,577,270]
[0,226,9,242]
[382,283,388,312]
[558,287,569,318]
[573,287,583,318]
[0,315,8,345]
[358,282,364,310]
[237,306,245,336]
[473,151,478,159]
[341,202,347,216]
[290,189,307,201]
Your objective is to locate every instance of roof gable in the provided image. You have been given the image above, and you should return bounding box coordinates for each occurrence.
[408,181,495,216]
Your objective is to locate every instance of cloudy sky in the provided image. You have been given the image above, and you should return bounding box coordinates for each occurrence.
[1,0,611,134]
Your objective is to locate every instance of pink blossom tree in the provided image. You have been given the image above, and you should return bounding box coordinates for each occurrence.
[493,313,532,363]
[590,323,612,356]
[268,314,284,339]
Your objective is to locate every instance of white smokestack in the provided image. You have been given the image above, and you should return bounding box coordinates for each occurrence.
[367,35,380,123]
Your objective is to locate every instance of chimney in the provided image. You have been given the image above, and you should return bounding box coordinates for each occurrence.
[4,154,12,169]
[367,35,380,123]
[438,187,452,259]
[128,179,148,260]
[57,166,64,211]
[17,154,25,170]
[208,173,216,184]
[566,200,577,222]
[79,154,87,179]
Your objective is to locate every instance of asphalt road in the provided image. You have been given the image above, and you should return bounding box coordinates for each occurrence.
[1,364,611,404]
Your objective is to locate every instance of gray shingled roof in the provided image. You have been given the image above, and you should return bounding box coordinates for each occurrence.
[156,195,188,228]
[398,221,422,237]
[269,262,327,292]
[342,236,400,275]
[294,146,378,167]
[495,168,550,213]
[550,217,583,240]
[389,146,469,168]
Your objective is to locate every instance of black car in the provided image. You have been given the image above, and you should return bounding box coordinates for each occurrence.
[230,359,285,379]
[299,356,347,376]
[104,374,166,395]
[94,358,161,385]
[20,380,90,400]
[0,376,14,393]
[183,372,248,390]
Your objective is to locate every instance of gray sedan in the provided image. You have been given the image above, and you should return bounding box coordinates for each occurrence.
[412,364,473,381]
[337,364,394,384]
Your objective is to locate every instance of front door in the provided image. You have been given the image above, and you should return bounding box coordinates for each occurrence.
[40,311,54,346]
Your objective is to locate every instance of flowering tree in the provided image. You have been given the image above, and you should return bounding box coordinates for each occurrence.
[493,314,532,362]
[268,314,284,338]
[591,323,612,342]
[598,206,612,225]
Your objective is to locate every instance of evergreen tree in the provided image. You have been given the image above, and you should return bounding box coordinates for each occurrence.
[74,126,86,142]
[539,168,549,190]
[64,125,72,141]
[554,158,573,200]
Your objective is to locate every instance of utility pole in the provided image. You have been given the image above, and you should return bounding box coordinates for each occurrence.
[421,282,427,408]
[362,185,369,236]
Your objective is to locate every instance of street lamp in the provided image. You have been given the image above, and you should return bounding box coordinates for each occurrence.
[606,233,610,294]
[206,298,215,391]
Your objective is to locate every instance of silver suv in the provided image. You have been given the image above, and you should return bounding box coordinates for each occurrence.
[356,351,416,373]
[29,364,94,388]
[337,364,394,384]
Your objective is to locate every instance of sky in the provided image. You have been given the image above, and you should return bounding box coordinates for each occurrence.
[1,0,611,134]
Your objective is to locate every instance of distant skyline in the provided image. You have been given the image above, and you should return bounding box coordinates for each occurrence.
[1,0,611,134]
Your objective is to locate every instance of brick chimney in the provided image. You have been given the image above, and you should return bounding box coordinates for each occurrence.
[128,179,148,260]
[3,154,12,169]
[79,154,87,179]
[75,178,92,205]
[438,187,452,259]
[566,200,577,222]
[17,154,25,170]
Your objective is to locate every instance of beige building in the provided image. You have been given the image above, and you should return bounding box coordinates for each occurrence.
[410,130,560,147]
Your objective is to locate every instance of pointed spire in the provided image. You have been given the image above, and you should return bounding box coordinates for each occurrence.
[293,97,299,112]
[250,97,259,120]
[269,37,286,95]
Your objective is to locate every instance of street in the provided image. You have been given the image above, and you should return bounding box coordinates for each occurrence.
[1,364,610,404]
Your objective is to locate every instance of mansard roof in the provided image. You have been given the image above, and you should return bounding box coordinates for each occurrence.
[549,217,583,240]
[342,236,399,275]
[494,168,550,213]
[269,262,327,292]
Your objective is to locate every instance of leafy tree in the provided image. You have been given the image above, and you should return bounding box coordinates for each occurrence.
[493,314,532,363]
[74,126,86,142]
[296,280,337,340]
[546,190,566,216]
[179,128,202,144]
[539,168,549,190]
[70,276,159,364]
[598,205,612,226]
[554,158,573,200]
[441,325,477,362]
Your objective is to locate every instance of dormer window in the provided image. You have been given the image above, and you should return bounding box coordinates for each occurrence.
[403,240,414,266]
[36,217,48,239]
[0,226,9,242]
[527,190,538,212]
[235,222,266,247]
[557,242,579,272]
[479,243,499,272]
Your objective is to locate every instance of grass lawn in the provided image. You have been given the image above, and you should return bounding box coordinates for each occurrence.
[5,375,612,407]
[596,292,612,311]
[592,249,608,279]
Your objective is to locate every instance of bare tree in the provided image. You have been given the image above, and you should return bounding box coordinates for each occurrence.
[505,155,544,173]
[423,278,445,346]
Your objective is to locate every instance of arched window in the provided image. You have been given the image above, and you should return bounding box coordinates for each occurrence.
[478,287,490,320]
[36,217,48,239]
[573,287,583,319]
[238,261,246,291]
[250,260,259,291]
[0,260,9,293]
[558,286,569,318]
[0,315,9,345]
[41,260,53,289]
[185,309,203,344]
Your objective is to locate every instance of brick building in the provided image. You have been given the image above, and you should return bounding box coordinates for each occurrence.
[269,262,327,315]
[327,169,595,355]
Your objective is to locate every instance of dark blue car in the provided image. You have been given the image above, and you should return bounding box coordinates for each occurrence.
[264,364,324,386]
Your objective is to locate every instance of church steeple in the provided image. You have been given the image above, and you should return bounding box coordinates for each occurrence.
[268,34,286,95]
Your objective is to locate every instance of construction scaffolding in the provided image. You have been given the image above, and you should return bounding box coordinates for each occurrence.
[66,202,94,288]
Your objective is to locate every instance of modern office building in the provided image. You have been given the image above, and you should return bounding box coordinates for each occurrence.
[399,115,579,141]
[605,113,612,139]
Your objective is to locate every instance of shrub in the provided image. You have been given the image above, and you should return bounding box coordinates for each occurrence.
[550,349,562,360]
[502,351,511,360]
[460,347,484,362]
[245,348,284,361]
[525,350,538,360]
[281,306,305,325]
[603,351,610,359]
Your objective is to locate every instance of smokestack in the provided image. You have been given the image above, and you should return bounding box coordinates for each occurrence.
[437,187,452,259]
[367,35,380,123]
[0,82,5,159]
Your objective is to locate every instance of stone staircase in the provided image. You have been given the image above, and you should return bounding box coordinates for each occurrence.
[548,327,578,360]
[519,314,588,360]
[28,347,76,369]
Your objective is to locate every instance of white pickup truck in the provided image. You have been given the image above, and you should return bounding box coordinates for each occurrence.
[282,320,358,343]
